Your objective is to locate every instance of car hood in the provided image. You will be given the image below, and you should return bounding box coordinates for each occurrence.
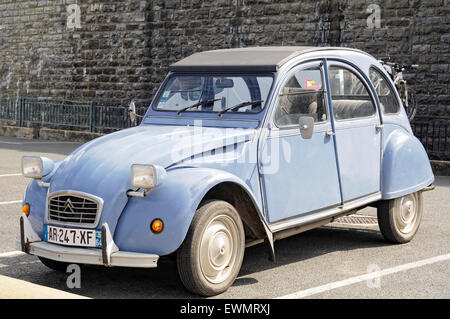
[48,124,255,233]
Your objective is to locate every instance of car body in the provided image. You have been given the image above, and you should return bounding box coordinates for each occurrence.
[19,46,434,296]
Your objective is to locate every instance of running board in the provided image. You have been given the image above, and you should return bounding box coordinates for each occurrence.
[269,193,381,239]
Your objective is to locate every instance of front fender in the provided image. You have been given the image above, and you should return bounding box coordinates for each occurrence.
[381,128,434,199]
[23,179,48,239]
[113,167,263,256]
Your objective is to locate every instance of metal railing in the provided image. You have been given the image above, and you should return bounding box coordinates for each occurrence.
[1,97,449,159]
[0,97,149,133]
[411,116,450,161]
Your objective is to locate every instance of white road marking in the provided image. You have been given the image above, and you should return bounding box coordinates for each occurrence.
[0,173,22,177]
[0,251,25,258]
[0,141,23,145]
[0,140,77,145]
[276,253,450,299]
[0,200,22,205]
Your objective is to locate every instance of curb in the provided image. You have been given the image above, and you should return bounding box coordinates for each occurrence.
[39,127,104,143]
[0,275,89,299]
[0,125,34,139]
[430,160,450,177]
[0,124,104,143]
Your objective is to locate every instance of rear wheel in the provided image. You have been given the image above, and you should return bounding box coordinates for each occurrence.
[176,200,245,296]
[377,191,423,243]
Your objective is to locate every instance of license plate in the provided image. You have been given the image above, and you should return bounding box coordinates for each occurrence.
[44,225,102,248]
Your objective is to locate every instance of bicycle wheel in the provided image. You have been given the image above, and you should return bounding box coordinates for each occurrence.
[400,88,417,121]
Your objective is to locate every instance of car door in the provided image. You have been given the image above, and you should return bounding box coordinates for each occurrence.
[260,60,341,223]
[326,61,382,202]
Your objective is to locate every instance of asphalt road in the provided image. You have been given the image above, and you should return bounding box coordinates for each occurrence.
[0,135,449,299]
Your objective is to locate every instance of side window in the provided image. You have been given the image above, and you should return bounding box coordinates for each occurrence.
[274,68,328,128]
[369,67,400,114]
[328,66,376,120]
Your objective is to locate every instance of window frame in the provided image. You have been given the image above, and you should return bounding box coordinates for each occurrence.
[368,66,401,116]
[272,64,330,129]
[150,72,275,115]
[327,64,378,122]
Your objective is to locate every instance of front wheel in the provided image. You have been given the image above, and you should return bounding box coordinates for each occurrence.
[377,191,423,243]
[176,200,245,296]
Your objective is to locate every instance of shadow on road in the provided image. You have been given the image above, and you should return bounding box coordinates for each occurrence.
[0,225,389,299]
[241,225,386,275]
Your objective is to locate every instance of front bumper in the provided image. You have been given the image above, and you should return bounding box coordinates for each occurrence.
[19,215,159,268]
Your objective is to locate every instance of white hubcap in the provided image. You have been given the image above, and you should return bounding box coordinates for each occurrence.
[395,194,418,234]
[199,215,239,284]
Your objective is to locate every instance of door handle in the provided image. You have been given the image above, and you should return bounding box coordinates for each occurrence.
[325,129,335,137]
[375,124,384,131]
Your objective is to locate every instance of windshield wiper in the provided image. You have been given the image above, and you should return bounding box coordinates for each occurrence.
[217,100,264,117]
[177,98,221,116]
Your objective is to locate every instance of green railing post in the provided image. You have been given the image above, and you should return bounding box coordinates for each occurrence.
[19,97,24,127]
[16,98,20,126]
[90,101,97,132]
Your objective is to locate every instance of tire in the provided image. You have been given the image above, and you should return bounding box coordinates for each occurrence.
[38,256,71,272]
[176,200,245,296]
[400,89,417,122]
[377,191,423,243]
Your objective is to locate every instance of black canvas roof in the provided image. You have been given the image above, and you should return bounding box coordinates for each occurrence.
[168,46,366,72]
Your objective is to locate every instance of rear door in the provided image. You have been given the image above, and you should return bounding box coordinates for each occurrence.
[326,61,382,202]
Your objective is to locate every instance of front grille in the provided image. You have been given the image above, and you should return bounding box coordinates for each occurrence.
[47,192,101,227]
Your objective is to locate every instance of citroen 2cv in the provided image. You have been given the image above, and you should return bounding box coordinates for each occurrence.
[19,47,434,296]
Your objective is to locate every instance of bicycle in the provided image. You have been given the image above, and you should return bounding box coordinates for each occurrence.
[378,59,419,121]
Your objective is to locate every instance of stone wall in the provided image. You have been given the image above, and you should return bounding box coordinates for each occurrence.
[0,0,153,101]
[0,0,449,117]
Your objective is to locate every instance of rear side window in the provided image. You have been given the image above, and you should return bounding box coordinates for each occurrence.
[328,66,376,120]
[369,67,400,114]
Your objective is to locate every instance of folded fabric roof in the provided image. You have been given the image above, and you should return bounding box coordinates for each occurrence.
[168,46,367,72]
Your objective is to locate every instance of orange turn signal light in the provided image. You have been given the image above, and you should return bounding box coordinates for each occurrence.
[151,218,164,233]
[22,203,30,216]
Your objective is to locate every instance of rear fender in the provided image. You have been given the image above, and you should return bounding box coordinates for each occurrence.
[381,128,434,199]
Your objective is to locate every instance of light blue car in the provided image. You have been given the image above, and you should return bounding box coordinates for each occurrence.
[19,47,435,296]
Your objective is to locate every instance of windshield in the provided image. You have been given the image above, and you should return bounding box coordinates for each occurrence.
[153,74,274,114]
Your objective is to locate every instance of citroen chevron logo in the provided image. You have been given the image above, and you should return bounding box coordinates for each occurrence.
[64,198,75,213]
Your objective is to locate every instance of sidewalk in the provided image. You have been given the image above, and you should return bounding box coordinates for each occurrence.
[0,275,89,299]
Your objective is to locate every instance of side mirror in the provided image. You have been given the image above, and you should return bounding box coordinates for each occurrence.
[129,101,136,124]
[299,116,314,139]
